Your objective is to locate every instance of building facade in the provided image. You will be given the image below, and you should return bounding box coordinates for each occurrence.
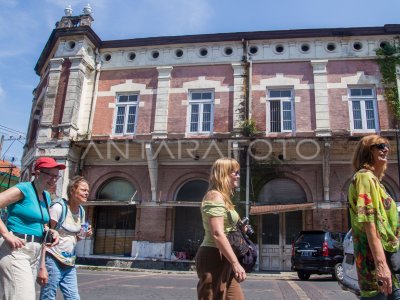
[21,10,400,271]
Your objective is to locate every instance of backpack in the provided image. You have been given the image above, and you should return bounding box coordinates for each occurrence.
[50,198,85,230]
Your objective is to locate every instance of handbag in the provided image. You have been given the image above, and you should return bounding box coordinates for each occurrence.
[226,211,257,273]
[385,249,400,274]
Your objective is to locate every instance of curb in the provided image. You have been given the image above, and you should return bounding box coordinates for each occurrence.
[76,264,298,278]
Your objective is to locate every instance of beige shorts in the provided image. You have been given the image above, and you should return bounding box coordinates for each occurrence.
[0,237,42,300]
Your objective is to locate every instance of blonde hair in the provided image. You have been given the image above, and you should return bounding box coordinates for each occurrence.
[352,134,389,180]
[67,176,89,199]
[207,157,240,210]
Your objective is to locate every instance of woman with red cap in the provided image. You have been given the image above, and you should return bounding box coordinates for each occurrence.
[0,157,63,300]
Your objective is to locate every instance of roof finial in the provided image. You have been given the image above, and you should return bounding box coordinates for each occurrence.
[64,5,73,16]
[82,3,93,15]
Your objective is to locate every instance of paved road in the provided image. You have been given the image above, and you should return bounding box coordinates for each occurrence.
[39,268,358,300]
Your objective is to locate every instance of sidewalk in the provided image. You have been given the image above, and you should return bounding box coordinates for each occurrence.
[76,256,298,279]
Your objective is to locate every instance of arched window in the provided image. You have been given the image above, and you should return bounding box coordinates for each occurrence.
[94,178,137,255]
[173,179,208,259]
[97,179,137,202]
[175,180,208,202]
[257,178,306,204]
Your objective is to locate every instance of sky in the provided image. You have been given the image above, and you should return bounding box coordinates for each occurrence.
[0,0,399,166]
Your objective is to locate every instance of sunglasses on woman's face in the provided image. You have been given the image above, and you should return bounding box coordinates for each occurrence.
[372,143,390,150]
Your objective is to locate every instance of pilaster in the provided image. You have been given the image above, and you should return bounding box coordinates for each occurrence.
[145,143,158,202]
[322,141,330,201]
[60,57,93,139]
[311,60,331,137]
[37,58,64,143]
[232,63,246,131]
[152,66,173,139]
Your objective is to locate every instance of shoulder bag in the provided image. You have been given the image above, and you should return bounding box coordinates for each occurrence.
[226,211,257,272]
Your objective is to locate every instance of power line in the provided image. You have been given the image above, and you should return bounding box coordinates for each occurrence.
[0,133,25,142]
[0,124,26,136]
[3,137,25,141]
[0,129,26,138]
[1,139,16,161]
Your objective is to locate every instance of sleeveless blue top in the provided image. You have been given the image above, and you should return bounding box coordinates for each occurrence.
[7,182,51,237]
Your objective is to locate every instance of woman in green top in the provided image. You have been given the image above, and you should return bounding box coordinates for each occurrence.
[349,135,400,299]
[195,158,246,300]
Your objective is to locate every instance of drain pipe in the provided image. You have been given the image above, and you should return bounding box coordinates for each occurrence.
[247,41,253,120]
[245,147,250,218]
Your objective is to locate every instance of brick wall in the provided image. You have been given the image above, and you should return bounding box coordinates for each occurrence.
[168,65,234,134]
[326,60,391,131]
[93,69,158,136]
[252,62,314,133]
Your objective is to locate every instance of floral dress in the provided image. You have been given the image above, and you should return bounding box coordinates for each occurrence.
[348,169,400,298]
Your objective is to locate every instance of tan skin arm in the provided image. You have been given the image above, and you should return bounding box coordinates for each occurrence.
[204,191,246,282]
[0,187,26,249]
[36,219,59,286]
[36,245,48,286]
[364,222,392,296]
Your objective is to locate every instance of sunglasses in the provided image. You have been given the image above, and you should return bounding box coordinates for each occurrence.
[372,143,390,150]
[40,170,61,180]
[232,171,240,176]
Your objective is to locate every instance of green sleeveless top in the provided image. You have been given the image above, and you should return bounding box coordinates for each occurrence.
[200,200,240,248]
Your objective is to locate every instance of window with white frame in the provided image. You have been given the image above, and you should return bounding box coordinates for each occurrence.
[114,94,138,135]
[348,87,377,131]
[267,89,294,132]
[188,91,214,134]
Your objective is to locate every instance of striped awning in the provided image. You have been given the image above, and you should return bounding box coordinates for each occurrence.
[250,203,316,215]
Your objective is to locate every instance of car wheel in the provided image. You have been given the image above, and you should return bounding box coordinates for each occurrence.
[297,271,311,281]
[334,263,344,281]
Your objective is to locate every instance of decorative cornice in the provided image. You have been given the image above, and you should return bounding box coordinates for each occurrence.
[35,24,400,76]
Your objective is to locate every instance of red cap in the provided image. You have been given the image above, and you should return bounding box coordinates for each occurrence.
[34,157,66,172]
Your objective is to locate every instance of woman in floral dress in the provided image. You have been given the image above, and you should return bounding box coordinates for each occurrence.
[349,135,400,299]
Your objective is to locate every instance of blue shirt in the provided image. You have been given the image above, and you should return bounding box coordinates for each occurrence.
[7,182,51,237]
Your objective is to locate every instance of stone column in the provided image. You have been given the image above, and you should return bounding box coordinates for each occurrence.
[322,141,331,201]
[145,143,158,202]
[232,63,246,132]
[311,60,331,137]
[152,66,173,139]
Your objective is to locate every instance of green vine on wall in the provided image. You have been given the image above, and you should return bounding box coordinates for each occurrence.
[375,41,400,120]
[240,118,258,137]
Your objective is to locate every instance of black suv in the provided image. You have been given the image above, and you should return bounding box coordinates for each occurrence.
[291,230,345,280]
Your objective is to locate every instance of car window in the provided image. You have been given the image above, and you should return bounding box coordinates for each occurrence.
[295,233,324,245]
[330,233,341,243]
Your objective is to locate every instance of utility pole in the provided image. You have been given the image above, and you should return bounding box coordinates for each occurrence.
[0,135,4,159]
[6,164,13,189]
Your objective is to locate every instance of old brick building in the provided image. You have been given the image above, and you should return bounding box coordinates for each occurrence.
[21,8,400,271]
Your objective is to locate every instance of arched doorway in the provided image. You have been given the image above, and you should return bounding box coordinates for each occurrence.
[173,180,208,259]
[257,178,307,271]
[94,179,137,256]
